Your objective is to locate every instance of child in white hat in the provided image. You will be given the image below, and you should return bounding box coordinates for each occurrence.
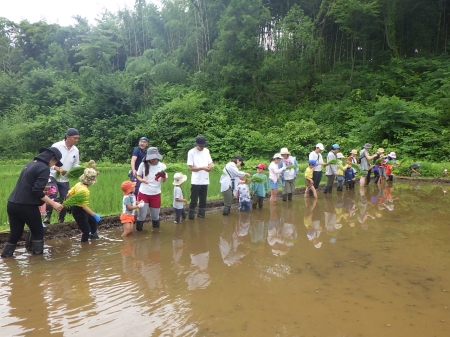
[173,172,188,224]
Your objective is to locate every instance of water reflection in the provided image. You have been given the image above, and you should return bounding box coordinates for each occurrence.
[1,181,450,336]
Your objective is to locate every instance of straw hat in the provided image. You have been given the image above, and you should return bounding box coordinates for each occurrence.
[350,149,357,155]
[173,172,187,185]
[280,147,290,155]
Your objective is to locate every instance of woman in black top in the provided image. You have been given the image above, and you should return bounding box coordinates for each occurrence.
[1,147,64,257]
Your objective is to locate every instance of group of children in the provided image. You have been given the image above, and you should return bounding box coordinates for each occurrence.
[115,146,399,237]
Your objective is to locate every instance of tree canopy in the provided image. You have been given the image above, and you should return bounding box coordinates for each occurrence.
[1,0,450,162]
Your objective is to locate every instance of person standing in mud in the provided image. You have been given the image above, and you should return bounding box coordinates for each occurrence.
[279,147,299,201]
[187,136,214,219]
[1,147,64,258]
[136,147,167,230]
[308,143,327,196]
[359,143,378,188]
[130,137,149,195]
[219,155,250,215]
[45,128,80,224]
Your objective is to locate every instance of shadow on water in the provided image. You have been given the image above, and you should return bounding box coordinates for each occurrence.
[1,181,450,336]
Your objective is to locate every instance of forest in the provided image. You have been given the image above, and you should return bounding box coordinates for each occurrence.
[1,0,450,163]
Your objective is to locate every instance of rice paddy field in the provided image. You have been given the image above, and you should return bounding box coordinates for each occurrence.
[0,161,310,231]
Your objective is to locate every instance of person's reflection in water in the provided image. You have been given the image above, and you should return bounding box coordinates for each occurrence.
[219,214,248,266]
[186,222,211,289]
[304,198,322,248]
[342,188,357,227]
[172,223,187,277]
[324,192,341,242]
[357,184,376,230]
[249,211,267,253]
[3,263,53,335]
[267,203,289,256]
[279,203,297,249]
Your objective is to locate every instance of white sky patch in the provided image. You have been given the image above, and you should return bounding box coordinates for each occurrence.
[1,0,162,26]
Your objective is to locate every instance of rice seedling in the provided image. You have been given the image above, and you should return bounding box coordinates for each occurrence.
[285,164,298,170]
[248,176,265,183]
[327,159,338,165]
[63,190,89,206]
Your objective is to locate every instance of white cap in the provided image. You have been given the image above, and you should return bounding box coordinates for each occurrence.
[273,153,283,159]
[315,143,325,150]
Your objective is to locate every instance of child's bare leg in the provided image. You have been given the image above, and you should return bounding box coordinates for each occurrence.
[122,222,133,237]
[311,186,317,199]
[304,187,309,197]
[270,189,277,204]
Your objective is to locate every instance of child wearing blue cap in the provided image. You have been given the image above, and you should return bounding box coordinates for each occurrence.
[305,160,318,198]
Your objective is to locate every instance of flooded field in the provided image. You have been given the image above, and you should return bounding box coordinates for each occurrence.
[1,181,449,337]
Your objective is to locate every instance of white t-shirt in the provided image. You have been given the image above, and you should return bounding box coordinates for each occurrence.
[50,140,80,182]
[173,186,184,209]
[137,161,167,195]
[122,194,136,214]
[309,151,323,172]
[187,147,213,185]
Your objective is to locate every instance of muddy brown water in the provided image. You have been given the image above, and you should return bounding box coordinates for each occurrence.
[1,182,449,337]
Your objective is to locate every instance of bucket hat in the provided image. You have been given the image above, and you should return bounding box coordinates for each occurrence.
[388,152,396,158]
[350,149,358,155]
[173,172,188,185]
[363,143,372,149]
[145,147,162,161]
[80,168,98,185]
[273,153,283,159]
[336,152,344,159]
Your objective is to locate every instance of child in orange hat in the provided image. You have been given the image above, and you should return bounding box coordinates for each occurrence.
[120,180,144,237]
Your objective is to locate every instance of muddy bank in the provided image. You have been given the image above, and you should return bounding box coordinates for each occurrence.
[1,176,449,247]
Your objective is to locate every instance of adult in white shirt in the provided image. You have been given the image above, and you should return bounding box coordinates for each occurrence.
[187,136,214,219]
[308,143,327,196]
[136,147,167,230]
[219,155,250,215]
[46,128,80,223]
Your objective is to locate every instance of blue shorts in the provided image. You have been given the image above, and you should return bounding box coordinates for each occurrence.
[269,180,279,190]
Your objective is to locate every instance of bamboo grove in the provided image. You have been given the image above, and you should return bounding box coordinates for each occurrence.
[1,0,450,163]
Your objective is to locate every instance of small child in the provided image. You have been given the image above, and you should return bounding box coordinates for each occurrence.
[344,164,356,189]
[336,153,345,191]
[237,178,251,211]
[305,160,317,199]
[250,163,270,209]
[120,180,144,237]
[173,172,188,224]
[67,168,102,242]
